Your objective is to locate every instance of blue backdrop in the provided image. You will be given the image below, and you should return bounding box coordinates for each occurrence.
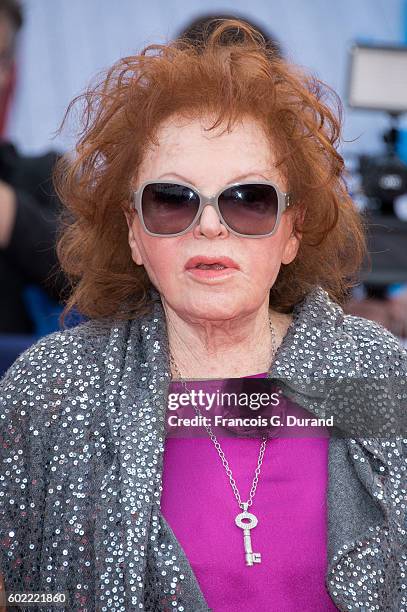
[6,0,406,159]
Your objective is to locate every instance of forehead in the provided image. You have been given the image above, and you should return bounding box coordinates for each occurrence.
[136,114,283,190]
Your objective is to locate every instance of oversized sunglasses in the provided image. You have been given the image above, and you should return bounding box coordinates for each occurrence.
[131,180,291,238]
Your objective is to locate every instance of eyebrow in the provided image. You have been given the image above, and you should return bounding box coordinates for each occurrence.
[156,172,273,184]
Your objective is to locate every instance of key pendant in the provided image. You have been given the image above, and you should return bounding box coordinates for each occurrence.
[235,503,262,566]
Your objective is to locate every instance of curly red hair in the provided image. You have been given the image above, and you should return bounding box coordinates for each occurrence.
[54,19,367,322]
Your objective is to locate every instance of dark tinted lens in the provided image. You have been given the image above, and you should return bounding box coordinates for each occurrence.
[141,183,200,235]
[218,184,279,235]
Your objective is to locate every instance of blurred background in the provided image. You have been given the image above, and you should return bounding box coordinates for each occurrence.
[1,0,407,375]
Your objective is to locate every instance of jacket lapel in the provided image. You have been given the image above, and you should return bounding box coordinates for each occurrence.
[267,287,395,610]
[101,299,211,609]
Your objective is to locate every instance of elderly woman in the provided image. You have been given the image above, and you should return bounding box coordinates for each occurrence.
[0,20,406,612]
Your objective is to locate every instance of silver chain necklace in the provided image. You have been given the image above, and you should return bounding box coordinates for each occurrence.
[169,314,277,567]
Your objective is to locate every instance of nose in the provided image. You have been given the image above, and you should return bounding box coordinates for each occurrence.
[193,203,229,239]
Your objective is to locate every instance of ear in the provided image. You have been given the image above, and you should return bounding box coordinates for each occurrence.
[281,210,304,265]
[281,232,300,265]
[124,210,131,229]
[124,210,144,266]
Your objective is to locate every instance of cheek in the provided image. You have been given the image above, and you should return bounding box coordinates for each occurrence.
[246,236,287,278]
[144,240,175,277]
[129,224,181,286]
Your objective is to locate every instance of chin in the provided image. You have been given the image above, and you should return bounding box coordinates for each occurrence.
[180,293,253,322]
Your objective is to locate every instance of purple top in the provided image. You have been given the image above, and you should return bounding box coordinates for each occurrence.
[161,373,339,611]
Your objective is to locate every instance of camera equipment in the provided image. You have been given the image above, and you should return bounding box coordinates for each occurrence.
[347,43,407,216]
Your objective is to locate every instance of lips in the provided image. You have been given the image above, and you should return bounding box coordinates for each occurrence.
[185,256,240,271]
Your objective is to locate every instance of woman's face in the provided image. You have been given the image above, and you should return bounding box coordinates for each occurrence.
[126,115,300,321]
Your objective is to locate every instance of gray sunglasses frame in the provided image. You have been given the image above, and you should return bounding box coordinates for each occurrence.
[131,179,291,238]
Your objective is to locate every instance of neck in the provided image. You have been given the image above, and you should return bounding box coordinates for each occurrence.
[162,298,292,379]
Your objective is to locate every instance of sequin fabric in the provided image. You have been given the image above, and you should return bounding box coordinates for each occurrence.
[0,286,406,611]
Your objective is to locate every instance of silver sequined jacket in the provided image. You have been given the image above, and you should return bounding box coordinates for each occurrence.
[0,286,406,612]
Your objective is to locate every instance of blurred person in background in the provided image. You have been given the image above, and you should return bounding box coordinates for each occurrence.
[0,0,20,130]
[0,0,66,334]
